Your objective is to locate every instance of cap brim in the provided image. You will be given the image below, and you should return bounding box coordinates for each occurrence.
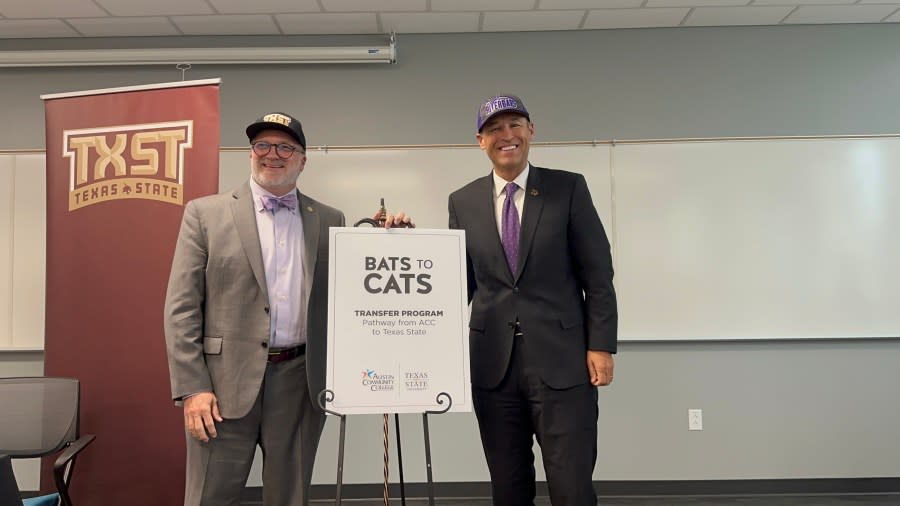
[478,110,530,132]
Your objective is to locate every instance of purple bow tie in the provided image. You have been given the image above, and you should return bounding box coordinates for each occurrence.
[261,192,298,212]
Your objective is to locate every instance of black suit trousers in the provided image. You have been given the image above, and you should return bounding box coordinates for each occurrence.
[473,332,599,506]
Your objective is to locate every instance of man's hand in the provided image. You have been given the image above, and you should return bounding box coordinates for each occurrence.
[587,351,614,386]
[378,210,415,229]
[183,392,223,442]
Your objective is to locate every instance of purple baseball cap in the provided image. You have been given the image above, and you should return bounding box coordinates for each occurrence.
[476,94,530,132]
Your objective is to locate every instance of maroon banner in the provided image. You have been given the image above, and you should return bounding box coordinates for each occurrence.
[42,80,220,505]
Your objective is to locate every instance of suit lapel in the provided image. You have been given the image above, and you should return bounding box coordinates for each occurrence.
[231,182,268,301]
[298,191,320,302]
[516,167,544,281]
[473,174,500,236]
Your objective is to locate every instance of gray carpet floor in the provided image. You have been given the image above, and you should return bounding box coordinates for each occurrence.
[245,494,900,505]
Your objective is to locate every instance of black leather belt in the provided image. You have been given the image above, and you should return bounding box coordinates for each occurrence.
[267,344,305,363]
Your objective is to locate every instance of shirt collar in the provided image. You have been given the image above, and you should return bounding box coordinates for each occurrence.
[249,178,298,214]
[493,163,530,198]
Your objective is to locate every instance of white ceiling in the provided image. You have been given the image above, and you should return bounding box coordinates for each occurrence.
[0,0,898,38]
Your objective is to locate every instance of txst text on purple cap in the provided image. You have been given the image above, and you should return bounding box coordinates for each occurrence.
[477,95,530,132]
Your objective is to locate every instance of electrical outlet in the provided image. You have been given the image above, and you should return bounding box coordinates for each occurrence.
[688,409,703,431]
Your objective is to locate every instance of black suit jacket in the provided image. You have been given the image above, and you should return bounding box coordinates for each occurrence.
[449,166,617,390]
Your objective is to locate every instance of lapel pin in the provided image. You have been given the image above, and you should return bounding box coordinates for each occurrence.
[307,206,315,212]
[530,188,540,197]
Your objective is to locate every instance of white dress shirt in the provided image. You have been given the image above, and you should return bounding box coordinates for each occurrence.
[249,178,307,348]
[492,163,529,239]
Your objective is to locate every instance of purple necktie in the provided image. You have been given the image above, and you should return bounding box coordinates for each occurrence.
[501,182,520,274]
[261,192,298,213]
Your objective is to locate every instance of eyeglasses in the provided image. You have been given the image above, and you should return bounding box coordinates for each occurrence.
[251,141,303,159]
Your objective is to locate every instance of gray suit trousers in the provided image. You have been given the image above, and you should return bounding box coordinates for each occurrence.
[184,354,325,506]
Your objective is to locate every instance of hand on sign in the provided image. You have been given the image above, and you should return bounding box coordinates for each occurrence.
[380,210,415,229]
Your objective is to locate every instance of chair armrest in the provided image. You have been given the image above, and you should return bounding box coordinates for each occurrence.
[53,435,96,471]
[53,435,96,506]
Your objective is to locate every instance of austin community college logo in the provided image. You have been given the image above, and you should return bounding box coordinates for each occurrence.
[361,369,395,392]
[62,121,193,211]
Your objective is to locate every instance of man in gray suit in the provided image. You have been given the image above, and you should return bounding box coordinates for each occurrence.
[164,111,411,506]
[448,95,618,505]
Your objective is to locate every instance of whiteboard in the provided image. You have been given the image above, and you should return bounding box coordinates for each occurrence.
[613,138,900,339]
[0,156,12,349]
[6,136,900,348]
[0,154,45,350]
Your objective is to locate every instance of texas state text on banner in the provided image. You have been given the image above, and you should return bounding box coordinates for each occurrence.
[41,79,220,506]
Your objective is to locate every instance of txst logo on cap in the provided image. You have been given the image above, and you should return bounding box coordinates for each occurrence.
[262,113,292,127]
[477,94,530,132]
[246,111,306,148]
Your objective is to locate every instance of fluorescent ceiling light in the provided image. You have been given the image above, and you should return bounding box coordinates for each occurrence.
[0,43,396,67]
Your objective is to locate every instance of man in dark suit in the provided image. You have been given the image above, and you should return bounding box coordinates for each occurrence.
[448,95,618,505]
[164,112,411,505]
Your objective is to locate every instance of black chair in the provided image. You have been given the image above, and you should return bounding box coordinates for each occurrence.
[0,377,96,506]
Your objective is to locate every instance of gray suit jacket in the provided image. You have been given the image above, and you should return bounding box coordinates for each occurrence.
[448,166,617,390]
[164,181,345,419]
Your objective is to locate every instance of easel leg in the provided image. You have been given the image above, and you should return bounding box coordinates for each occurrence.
[422,413,436,506]
[336,415,347,505]
[395,414,407,506]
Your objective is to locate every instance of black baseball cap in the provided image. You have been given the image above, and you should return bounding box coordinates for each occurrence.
[246,112,306,149]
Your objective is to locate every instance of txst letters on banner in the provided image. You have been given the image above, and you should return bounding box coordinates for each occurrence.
[64,121,193,210]
[326,228,471,415]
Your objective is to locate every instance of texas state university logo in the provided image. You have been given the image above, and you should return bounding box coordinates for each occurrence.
[62,121,193,211]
